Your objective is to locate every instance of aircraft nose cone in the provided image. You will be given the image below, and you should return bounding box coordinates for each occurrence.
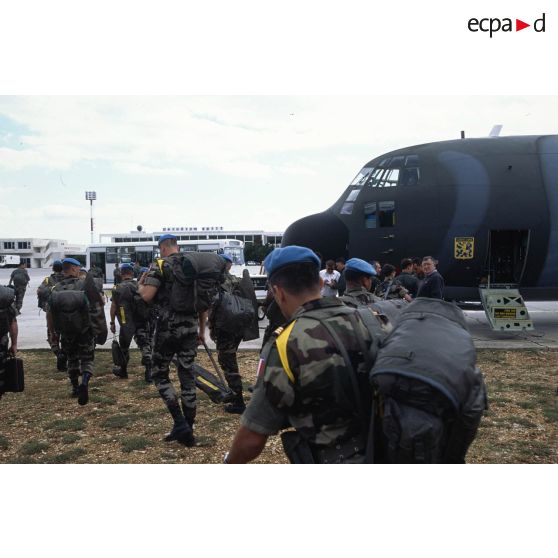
[282,211,348,262]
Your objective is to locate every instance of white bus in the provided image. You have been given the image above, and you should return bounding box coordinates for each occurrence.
[86,238,266,290]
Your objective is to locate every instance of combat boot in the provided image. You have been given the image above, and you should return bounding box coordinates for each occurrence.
[78,372,91,406]
[112,365,128,379]
[57,352,68,372]
[164,422,196,447]
[70,377,79,398]
[181,403,196,429]
[224,393,246,415]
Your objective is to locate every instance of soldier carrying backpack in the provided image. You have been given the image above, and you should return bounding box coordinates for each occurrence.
[208,254,257,414]
[0,285,18,400]
[110,263,153,383]
[225,248,487,464]
[37,259,67,371]
[138,234,225,446]
[47,258,107,406]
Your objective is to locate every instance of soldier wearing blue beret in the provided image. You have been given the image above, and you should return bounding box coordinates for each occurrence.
[225,246,376,464]
[339,258,382,308]
[110,261,153,383]
[138,233,225,446]
[37,259,67,370]
[47,258,107,406]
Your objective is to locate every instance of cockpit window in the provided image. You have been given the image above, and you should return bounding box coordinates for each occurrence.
[350,166,375,186]
[368,167,385,188]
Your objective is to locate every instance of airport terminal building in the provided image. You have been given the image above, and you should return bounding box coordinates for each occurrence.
[0,238,86,268]
[99,226,284,246]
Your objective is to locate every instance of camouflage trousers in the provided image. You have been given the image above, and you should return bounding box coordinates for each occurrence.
[0,333,8,395]
[214,330,244,395]
[152,316,198,424]
[61,332,95,385]
[14,286,26,312]
[117,322,152,368]
[46,315,61,356]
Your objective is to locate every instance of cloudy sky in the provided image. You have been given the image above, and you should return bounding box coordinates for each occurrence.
[1,95,557,245]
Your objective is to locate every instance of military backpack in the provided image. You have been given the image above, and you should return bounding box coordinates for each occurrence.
[37,273,65,310]
[48,279,92,337]
[168,252,226,314]
[364,298,487,464]
[0,285,16,336]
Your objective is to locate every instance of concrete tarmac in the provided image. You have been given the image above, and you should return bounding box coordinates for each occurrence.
[3,268,558,350]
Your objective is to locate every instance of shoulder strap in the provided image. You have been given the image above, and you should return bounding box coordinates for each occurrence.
[275,321,296,383]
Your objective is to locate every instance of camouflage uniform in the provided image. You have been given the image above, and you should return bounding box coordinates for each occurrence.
[111,278,152,373]
[375,278,409,300]
[144,255,199,427]
[209,271,244,398]
[9,268,30,312]
[50,277,96,396]
[38,271,66,356]
[241,297,375,463]
[340,287,381,308]
[0,298,17,399]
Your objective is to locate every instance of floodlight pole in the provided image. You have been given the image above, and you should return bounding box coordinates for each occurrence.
[85,191,97,244]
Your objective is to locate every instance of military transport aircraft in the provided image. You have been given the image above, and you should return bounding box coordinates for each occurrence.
[282,134,558,310]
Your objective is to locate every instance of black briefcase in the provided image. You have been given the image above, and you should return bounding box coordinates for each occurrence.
[4,357,24,392]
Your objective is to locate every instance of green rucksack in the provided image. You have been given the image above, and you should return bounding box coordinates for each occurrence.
[169,252,226,314]
[49,280,92,337]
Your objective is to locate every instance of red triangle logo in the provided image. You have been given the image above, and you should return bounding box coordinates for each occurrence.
[516,19,530,31]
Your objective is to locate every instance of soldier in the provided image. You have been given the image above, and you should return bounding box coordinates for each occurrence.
[0,285,18,401]
[208,254,246,414]
[9,262,30,313]
[339,258,381,308]
[110,263,152,383]
[37,260,67,371]
[138,234,206,446]
[225,246,376,464]
[375,264,412,302]
[395,258,419,299]
[47,258,106,406]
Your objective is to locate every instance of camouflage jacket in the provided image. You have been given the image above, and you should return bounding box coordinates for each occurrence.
[221,271,241,295]
[241,297,374,455]
[375,279,409,300]
[340,286,381,308]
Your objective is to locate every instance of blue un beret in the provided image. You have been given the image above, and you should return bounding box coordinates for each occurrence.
[264,246,321,277]
[345,258,377,276]
[158,233,177,246]
[62,258,82,267]
[120,263,134,271]
[53,259,63,266]
[220,254,233,263]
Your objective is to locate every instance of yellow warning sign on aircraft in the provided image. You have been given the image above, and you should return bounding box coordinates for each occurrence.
[494,308,517,319]
[454,237,475,260]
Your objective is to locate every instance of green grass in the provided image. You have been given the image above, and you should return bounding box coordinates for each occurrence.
[121,436,151,453]
[89,394,117,405]
[61,433,81,444]
[543,404,558,423]
[20,440,50,455]
[101,414,137,429]
[47,448,87,464]
[46,418,86,431]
